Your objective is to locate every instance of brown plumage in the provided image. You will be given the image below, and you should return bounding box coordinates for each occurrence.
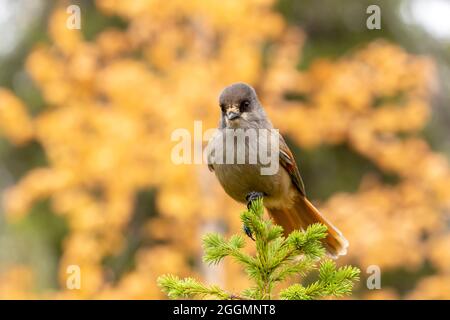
[207,82,348,257]
[268,196,348,258]
[275,134,348,257]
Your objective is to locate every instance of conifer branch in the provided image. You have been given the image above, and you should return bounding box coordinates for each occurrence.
[157,197,360,300]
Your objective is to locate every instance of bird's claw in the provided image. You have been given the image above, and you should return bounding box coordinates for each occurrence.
[244,192,263,240]
[243,224,255,241]
[246,191,264,210]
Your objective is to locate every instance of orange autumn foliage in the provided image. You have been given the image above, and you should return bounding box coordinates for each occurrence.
[0,0,448,299]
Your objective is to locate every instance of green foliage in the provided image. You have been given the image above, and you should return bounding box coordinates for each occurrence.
[279,260,361,300]
[158,197,360,300]
[157,275,231,300]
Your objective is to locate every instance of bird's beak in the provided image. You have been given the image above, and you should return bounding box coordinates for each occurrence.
[227,111,240,120]
[226,106,240,120]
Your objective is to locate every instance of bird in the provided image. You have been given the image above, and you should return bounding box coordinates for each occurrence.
[206,82,348,258]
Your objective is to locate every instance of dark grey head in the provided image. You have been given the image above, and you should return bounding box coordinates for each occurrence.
[218,83,269,129]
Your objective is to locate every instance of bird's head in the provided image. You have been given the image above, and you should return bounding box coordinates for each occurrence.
[218,83,267,128]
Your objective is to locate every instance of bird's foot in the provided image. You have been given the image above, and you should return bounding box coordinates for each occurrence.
[244,191,264,241]
[243,224,255,241]
[245,191,264,210]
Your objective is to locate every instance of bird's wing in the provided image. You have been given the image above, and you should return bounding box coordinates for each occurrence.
[279,135,306,196]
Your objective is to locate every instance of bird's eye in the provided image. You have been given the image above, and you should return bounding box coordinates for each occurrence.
[220,104,226,112]
[240,100,250,112]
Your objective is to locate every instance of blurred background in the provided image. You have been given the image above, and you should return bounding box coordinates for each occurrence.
[0,0,449,299]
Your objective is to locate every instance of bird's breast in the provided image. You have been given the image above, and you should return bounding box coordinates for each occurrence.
[207,129,292,205]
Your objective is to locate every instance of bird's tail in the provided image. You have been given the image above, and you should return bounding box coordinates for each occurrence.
[267,196,348,258]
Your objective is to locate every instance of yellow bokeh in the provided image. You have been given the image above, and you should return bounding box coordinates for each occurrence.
[0,0,448,299]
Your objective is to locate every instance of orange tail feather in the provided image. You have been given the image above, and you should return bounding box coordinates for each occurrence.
[267,196,348,258]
